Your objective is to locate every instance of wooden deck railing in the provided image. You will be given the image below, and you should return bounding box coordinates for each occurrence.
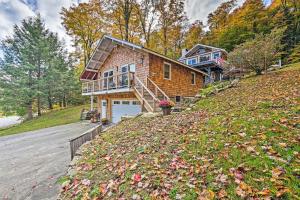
[133,76,160,112]
[147,77,170,101]
[69,125,102,160]
[82,72,135,94]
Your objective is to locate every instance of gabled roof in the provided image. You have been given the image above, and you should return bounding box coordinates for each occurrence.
[80,35,207,80]
[180,44,228,60]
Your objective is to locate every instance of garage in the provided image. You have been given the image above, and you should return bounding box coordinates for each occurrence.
[111,100,142,123]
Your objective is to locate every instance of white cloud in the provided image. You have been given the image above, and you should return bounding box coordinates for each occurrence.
[186,0,245,25]
[0,0,88,54]
[0,0,35,39]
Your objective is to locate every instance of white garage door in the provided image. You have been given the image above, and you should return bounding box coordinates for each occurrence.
[112,100,142,123]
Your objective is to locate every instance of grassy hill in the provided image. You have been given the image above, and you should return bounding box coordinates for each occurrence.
[0,105,89,137]
[60,64,300,199]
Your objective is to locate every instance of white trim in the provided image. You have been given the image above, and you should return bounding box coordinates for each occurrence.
[191,72,196,85]
[187,57,198,65]
[163,62,171,80]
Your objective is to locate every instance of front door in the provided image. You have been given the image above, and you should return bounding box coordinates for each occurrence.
[101,100,107,119]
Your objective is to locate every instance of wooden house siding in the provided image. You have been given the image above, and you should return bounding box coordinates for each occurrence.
[98,45,149,82]
[148,54,204,97]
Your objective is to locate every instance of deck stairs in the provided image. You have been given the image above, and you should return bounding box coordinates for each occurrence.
[133,77,170,112]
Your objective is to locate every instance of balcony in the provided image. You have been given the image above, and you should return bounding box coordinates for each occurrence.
[181,51,224,68]
[82,72,135,95]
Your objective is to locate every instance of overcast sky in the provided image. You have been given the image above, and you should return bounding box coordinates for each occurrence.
[0,0,272,53]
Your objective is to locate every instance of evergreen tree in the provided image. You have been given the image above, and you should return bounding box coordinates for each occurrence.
[0,16,81,119]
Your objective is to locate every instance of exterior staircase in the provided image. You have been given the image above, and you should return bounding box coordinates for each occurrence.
[133,76,170,112]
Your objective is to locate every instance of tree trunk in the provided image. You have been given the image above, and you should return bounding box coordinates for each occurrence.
[27,102,33,120]
[37,96,42,116]
[63,94,67,108]
[48,93,53,110]
[37,59,42,116]
[163,27,168,55]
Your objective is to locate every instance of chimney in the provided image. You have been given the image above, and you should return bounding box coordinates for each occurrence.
[181,48,188,57]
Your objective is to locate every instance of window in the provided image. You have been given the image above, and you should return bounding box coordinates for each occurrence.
[163,63,171,80]
[213,52,220,60]
[187,58,197,65]
[113,101,120,105]
[129,64,136,72]
[175,96,181,103]
[200,54,211,62]
[122,101,130,105]
[121,65,128,73]
[132,101,141,105]
[191,72,196,85]
[103,70,114,89]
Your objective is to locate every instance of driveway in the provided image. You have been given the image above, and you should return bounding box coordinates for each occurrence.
[0,122,98,200]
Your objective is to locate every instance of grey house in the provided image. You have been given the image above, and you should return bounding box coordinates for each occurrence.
[179,44,227,84]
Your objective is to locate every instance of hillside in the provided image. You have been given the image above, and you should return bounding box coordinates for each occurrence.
[0,105,88,137]
[60,64,300,199]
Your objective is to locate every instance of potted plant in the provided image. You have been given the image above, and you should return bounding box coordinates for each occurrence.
[101,118,108,125]
[159,100,175,116]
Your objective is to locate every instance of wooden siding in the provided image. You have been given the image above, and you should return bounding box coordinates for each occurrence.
[148,54,204,97]
[98,45,149,82]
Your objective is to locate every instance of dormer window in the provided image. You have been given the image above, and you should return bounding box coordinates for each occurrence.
[187,58,197,65]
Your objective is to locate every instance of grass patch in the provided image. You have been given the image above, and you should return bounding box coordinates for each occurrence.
[0,105,88,137]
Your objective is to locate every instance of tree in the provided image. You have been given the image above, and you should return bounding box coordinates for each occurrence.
[61,0,105,68]
[104,0,138,42]
[154,0,187,56]
[135,0,157,47]
[0,16,80,119]
[0,16,50,118]
[228,28,284,75]
[271,0,300,62]
[184,20,205,49]
[207,0,237,30]
[288,43,300,63]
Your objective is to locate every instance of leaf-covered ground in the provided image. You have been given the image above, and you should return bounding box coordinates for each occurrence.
[60,64,300,200]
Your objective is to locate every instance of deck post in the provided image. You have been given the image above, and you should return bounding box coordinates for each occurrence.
[90,95,94,111]
[128,72,130,88]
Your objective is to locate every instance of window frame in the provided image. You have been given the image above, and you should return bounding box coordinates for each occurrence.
[163,62,171,80]
[175,96,181,103]
[191,72,196,85]
[187,57,197,65]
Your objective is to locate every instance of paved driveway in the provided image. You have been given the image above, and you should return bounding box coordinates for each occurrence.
[0,122,97,200]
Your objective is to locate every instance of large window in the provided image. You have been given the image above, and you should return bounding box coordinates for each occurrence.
[200,54,211,62]
[103,70,114,89]
[163,63,171,80]
[187,58,197,65]
[191,72,196,85]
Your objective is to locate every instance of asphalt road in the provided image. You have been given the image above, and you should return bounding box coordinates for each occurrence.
[0,122,97,200]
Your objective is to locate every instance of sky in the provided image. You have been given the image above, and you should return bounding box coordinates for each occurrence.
[0,0,272,55]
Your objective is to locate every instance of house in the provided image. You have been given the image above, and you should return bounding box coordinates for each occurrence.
[178,44,227,84]
[80,35,207,123]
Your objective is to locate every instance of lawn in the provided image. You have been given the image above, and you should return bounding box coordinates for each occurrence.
[59,64,300,199]
[0,104,89,137]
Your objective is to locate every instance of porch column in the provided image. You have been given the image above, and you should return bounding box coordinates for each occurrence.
[90,95,94,111]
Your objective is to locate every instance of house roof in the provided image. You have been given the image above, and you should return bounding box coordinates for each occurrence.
[180,44,228,60]
[80,35,207,80]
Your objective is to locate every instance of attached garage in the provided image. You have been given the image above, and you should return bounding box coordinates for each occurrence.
[111,99,142,123]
